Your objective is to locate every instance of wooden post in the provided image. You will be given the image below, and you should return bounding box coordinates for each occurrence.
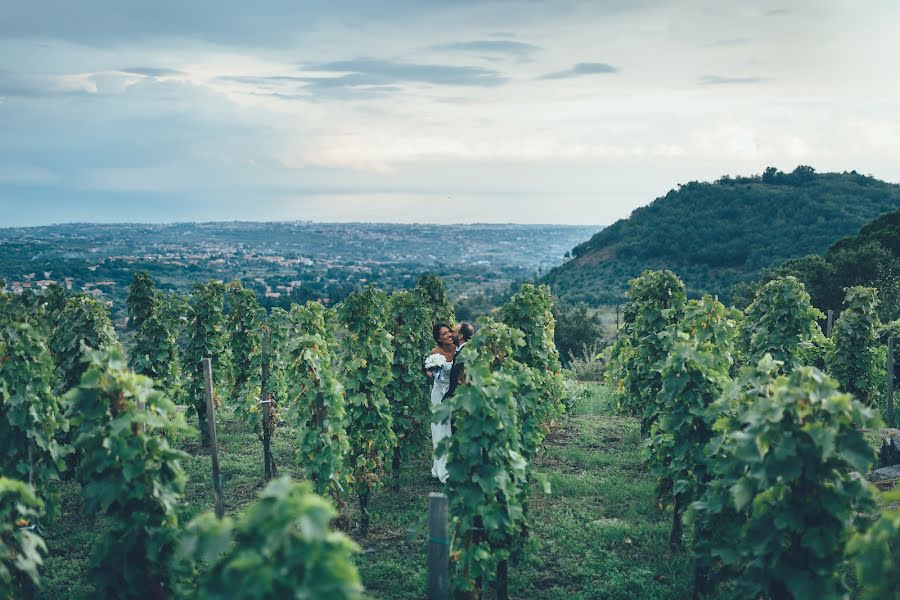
[496,559,509,600]
[826,309,834,338]
[203,358,225,519]
[260,329,274,480]
[888,337,895,427]
[427,492,449,600]
[615,304,620,339]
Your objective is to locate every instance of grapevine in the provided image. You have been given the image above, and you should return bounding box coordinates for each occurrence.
[183,281,228,445]
[49,294,119,392]
[386,289,433,490]
[828,286,881,406]
[0,477,46,599]
[435,320,529,598]
[67,347,188,599]
[180,477,363,600]
[606,270,686,434]
[338,287,396,536]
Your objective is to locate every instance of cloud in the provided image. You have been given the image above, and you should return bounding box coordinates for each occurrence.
[538,62,619,80]
[431,40,540,55]
[120,67,184,77]
[304,58,507,88]
[705,37,751,47]
[764,8,790,17]
[698,75,769,85]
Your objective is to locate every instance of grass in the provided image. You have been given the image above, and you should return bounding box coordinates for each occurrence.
[37,382,695,599]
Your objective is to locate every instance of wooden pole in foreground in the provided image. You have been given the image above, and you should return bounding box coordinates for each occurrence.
[427,492,449,600]
[203,358,225,519]
[826,309,834,338]
[260,329,274,480]
[888,337,895,427]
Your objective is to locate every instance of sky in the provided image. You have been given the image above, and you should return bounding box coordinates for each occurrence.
[1,0,899,226]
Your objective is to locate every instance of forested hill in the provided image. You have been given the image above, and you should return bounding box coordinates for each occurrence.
[544,167,900,303]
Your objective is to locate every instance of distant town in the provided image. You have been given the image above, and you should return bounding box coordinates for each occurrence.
[0,221,598,325]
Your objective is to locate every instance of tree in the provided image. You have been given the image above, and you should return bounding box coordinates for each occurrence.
[180,478,363,600]
[338,287,396,536]
[67,347,187,599]
[386,289,433,490]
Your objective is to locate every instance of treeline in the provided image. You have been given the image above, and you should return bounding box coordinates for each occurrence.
[734,205,900,324]
[606,269,898,599]
[1,271,567,599]
[544,167,900,303]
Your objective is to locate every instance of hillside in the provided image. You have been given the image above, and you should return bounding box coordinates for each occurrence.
[737,205,900,321]
[544,167,900,303]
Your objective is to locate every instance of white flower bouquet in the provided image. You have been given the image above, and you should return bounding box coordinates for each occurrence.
[424,353,448,373]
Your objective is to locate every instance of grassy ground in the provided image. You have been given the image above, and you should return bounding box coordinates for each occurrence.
[38,382,695,599]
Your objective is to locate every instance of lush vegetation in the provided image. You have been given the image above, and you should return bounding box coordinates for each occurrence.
[545,167,900,303]
[4,264,899,600]
[737,205,900,324]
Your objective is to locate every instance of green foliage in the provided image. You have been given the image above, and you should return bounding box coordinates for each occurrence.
[49,294,119,391]
[551,297,606,367]
[0,477,46,598]
[501,283,566,457]
[740,276,826,371]
[847,492,900,600]
[180,477,363,600]
[386,289,432,466]
[286,333,349,497]
[606,270,686,433]
[689,358,880,599]
[828,286,881,405]
[225,281,264,398]
[130,286,181,395]
[647,296,738,542]
[435,320,529,596]
[545,169,900,303]
[67,347,187,599]
[416,273,455,326]
[338,287,396,533]
[183,281,228,444]
[0,307,68,517]
[126,271,155,331]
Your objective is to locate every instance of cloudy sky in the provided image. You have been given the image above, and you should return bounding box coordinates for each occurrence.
[1,0,898,226]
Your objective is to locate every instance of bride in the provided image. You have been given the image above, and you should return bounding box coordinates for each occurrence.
[426,322,456,483]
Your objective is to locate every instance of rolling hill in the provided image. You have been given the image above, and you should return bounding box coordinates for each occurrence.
[544,167,900,303]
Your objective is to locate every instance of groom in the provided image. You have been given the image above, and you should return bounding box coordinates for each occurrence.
[444,321,474,401]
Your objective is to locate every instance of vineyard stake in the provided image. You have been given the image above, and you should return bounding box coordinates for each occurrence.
[427,492,449,600]
[203,357,225,519]
[826,309,834,337]
[260,329,274,480]
[888,337,895,427]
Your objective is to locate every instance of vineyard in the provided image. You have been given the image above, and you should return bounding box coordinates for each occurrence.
[2,270,899,599]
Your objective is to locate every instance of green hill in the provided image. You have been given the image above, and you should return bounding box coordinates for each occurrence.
[737,205,900,321]
[544,167,900,303]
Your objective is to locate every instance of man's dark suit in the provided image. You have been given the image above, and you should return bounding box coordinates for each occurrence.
[443,343,466,401]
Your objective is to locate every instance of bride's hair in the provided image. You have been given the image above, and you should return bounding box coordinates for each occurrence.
[433,322,450,343]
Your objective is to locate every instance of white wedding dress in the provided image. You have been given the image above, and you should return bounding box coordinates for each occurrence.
[430,361,452,483]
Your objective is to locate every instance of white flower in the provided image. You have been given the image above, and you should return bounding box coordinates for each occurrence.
[424,354,448,370]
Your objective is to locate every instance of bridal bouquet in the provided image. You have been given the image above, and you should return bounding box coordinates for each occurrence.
[424,353,448,373]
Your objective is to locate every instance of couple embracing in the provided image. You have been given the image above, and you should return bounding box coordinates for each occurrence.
[425,321,475,483]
